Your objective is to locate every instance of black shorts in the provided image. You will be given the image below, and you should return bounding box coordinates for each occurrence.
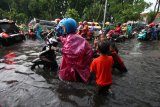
[96,84,111,95]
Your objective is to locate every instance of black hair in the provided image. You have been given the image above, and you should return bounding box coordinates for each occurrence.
[109,41,119,53]
[97,40,110,55]
[117,22,121,27]
[36,19,40,23]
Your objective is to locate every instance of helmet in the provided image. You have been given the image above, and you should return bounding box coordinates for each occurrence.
[123,23,127,26]
[56,18,77,36]
[149,22,155,27]
[79,21,83,25]
[83,21,88,25]
[55,18,61,24]
[105,22,110,25]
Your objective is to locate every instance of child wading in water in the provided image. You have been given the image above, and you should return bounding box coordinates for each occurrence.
[93,34,127,73]
[90,40,114,94]
[110,42,128,73]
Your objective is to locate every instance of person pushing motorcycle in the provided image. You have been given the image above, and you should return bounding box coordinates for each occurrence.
[53,18,93,83]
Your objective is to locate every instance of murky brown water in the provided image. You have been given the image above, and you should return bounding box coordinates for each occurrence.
[0,39,160,107]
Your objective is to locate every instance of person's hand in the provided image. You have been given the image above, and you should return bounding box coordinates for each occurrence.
[94,37,98,48]
[51,46,61,52]
[51,46,57,51]
[55,36,61,42]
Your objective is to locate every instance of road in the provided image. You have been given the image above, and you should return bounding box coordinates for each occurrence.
[0,39,160,107]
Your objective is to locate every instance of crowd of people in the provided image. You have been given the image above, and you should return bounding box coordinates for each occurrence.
[137,22,160,40]
[20,17,160,95]
[47,18,128,95]
[0,17,136,95]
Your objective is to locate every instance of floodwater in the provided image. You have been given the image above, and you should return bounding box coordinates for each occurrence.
[0,39,160,107]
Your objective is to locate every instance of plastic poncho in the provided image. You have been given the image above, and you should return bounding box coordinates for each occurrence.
[33,23,43,40]
[59,33,93,83]
[127,25,132,34]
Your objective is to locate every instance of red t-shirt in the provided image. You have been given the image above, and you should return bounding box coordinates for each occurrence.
[90,55,114,86]
[115,27,122,34]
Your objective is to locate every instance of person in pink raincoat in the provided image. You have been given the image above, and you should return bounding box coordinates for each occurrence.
[55,18,93,83]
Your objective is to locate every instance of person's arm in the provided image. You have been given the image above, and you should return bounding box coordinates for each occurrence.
[90,60,96,73]
[89,60,96,82]
[33,23,38,31]
[58,36,66,44]
[51,46,62,53]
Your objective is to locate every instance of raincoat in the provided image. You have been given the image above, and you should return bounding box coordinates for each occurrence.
[115,26,122,35]
[33,23,43,40]
[59,33,93,83]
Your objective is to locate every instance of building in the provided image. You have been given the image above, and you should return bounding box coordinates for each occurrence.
[140,11,160,24]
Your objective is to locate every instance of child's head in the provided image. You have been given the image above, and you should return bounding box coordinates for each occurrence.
[94,34,106,48]
[117,22,121,27]
[97,40,110,55]
[99,34,106,42]
[109,41,119,53]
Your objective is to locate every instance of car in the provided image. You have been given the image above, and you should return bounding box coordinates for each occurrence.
[27,19,57,39]
[28,18,56,31]
[0,19,25,46]
[88,22,102,31]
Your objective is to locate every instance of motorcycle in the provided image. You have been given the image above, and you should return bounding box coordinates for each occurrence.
[31,32,58,73]
[106,30,125,42]
[25,29,36,40]
[25,28,53,40]
[137,29,151,41]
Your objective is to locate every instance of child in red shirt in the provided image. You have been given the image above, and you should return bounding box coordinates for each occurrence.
[90,40,114,94]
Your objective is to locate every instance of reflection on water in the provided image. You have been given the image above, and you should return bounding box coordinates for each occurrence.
[4,50,16,64]
[0,39,160,107]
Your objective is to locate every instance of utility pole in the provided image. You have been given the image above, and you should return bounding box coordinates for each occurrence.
[103,0,107,28]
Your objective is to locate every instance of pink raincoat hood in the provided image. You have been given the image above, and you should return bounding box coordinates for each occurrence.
[59,34,93,83]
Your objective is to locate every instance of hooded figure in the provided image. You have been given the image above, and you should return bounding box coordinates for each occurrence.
[56,18,93,83]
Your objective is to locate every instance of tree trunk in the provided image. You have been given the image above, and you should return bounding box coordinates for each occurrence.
[153,0,160,22]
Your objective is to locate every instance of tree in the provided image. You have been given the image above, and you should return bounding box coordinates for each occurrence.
[65,9,80,21]
[151,0,160,22]
[147,11,156,23]
[109,0,149,23]
[0,0,149,24]
[83,1,103,21]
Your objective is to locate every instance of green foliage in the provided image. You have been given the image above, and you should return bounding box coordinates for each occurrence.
[0,0,149,24]
[147,11,156,23]
[65,9,80,21]
[83,1,103,22]
[109,0,148,23]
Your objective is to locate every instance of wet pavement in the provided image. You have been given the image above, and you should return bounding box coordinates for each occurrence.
[0,39,160,107]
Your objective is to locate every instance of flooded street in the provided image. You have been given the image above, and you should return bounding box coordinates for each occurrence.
[0,39,160,107]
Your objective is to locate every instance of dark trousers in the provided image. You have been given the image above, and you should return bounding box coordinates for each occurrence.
[114,62,128,72]
[96,84,111,94]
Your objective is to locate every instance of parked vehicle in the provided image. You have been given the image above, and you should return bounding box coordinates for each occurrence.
[137,29,147,40]
[0,19,25,46]
[106,30,125,42]
[88,22,101,31]
[28,18,56,31]
[137,29,151,41]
